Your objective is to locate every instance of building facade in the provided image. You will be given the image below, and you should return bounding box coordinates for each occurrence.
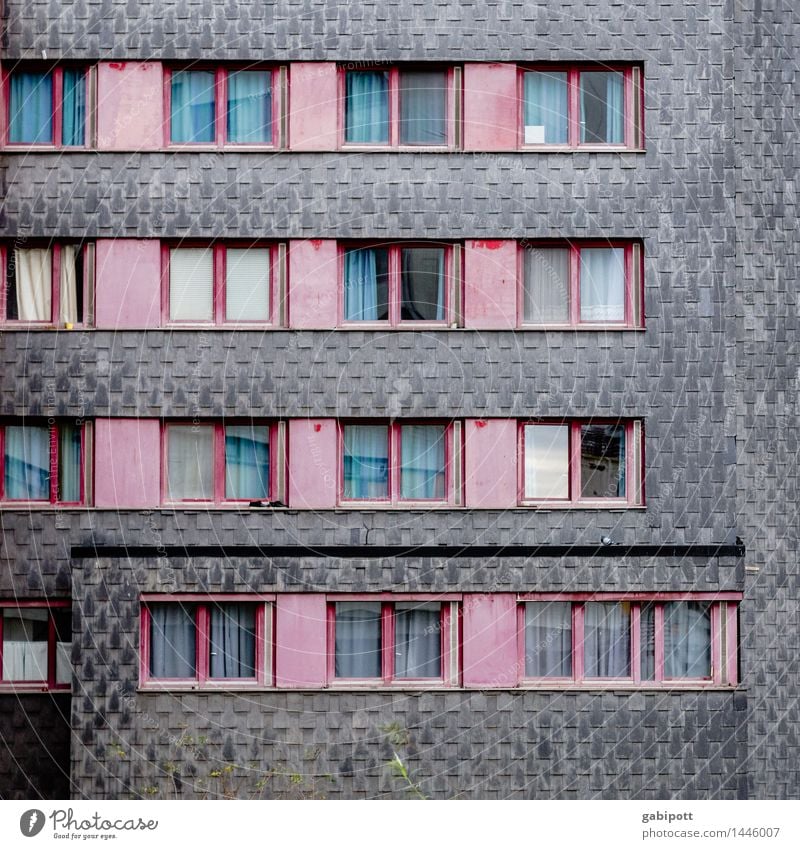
[0,0,796,800]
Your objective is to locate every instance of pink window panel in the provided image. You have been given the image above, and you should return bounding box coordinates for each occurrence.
[288,240,339,328]
[287,419,338,508]
[288,63,339,150]
[96,62,164,150]
[463,240,518,329]
[462,594,518,687]
[94,418,160,508]
[464,419,518,508]
[463,63,518,151]
[95,240,162,328]
[275,594,329,687]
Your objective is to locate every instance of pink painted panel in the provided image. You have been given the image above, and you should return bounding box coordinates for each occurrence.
[464,419,518,508]
[463,63,518,151]
[462,594,519,687]
[275,594,328,687]
[288,63,339,150]
[288,419,338,508]
[94,418,161,508]
[96,62,164,150]
[288,240,339,328]
[95,240,162,328]
[463,240,518,329]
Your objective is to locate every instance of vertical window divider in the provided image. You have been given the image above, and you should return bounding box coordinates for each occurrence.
[52,68,64,146]
[273,420,287,503]
[624,243,633,326]
[82,420,92,506]
[213,244,224,323]
[258,602,271,686]
[654,603,665,683]
[0,427,5,500]
[326,603,336,685]
[567,70,580,146]
[624,68,634,149]
[52,244,62,325]
[46,609,57,688]
[631,602,641,684]
[569,421,581,501]
[86,64,98,148]
[0,245,7,319]
[276,242,287,327]
[0,613,4,680]
[140,605,151,684]
[196,605,209,685]
[278,66,288,149]
[214,422,225,502]
[84,242,96,326]
[573,603,584,682]
[389,246,400,325]
[389,68,400,147]
[516,602,526,685]
[382,602,395,684]
[49,424,59,504]
[711,602,723,685]
[452,66,463,150]
[631,242,642,327]
[726,603,738,686]
[215,69,226,147]
[452,420,463,506]
[451,242,463,327]
[569,244,580,325]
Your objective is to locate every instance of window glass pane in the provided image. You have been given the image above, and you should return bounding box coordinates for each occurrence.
[640,602,656,681]
[525,602,572,677]
[59,244,79,325]
[395,603,441,678]
[344,248,390,321]
[167,425,214,500]
[399,70,447,144]
[524,425,569,499]
[579,247,625,322]
[664,602,711,678]
[149,604,196,678]
[169,248,213,321]
[345,71,389,143]
[53,609,72,685]
[2,609,48,681]
[9,72,53,143]
[343,425,389,499]
[523,71,568,144]
[12,248,52,321]
[227,70,272,143]
[580,71,624,143]
[584,602,631,677]
[225,425,269,500]
[400,425,445,500]
[523,247,569,323]
[62,69,86,146]
[4,425,50,500]
[580,424,626,499]
[58,423,82,502]
[335,602,382,678]
[400,248,445,321]
[171,70,216,143]
[210,603,256,678]
[226,248,270,321]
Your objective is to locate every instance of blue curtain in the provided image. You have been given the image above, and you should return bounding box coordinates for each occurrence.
[171,70,215,143]
[400,248,445,321]
[400,425,445,499]
[399,70,446,144]
[579,247,625,321]
[335,603,382,678]
[150,605,196,678]
[344,249,379,320]
[345,71,389,143]
[343,425,389,499]
[224,425,269,500]
[605,72,624,143]
[61,69,86,146]
[227,70,271,143]
[57,423,81,502]
[4,425,50,500]
[210,604,256,678]
[9,72,53,143]
[524,71,568,144]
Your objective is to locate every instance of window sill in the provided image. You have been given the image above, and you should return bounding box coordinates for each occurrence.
[519,145,646,154]
[0,502,86,509]
[139,681,266,692]
[0,323,91,331]
[0,684,70,694]
[518,501,645,510]
[517,323,645,332]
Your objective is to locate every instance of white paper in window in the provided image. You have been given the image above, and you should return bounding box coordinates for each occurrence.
[525,125,546,144]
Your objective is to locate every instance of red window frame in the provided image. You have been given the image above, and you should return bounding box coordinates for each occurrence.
[338,241,454,327]
[517,240,643,328]
[338,420,458,506]
[339,65,458,149]
[161,242,279,326]
[0,420,87,505]
[326,595,461,687]
[0,600,72,692]
[516,593,740,688]
[139,596,273,690]
[518,419,643,507]
[164,66,281,148]
[517,64,644,150]
[161,421,280,505]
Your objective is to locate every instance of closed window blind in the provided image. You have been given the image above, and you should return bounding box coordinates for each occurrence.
[226,248,269,321]
[169,248,213,320]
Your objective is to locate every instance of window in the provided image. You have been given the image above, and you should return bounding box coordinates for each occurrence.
[329,598,459,685]
[342,243,455,324]
[519,596,738,687]
[341,422,456,504]
[521,65,643,148]
[163,244,279,324]
[343,67,455,147]
[521,420,643,506]
[2,243,94,326]
[521,241,642,327]
[168,68,277,146]
[0,604,71,690]
[163,421,282,504]
[0,421,89,505]
[6,67,87,147]
[141,598,271,687]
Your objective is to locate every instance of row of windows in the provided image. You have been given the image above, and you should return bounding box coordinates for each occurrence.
[3,63,643,151]
[1,241,643,328]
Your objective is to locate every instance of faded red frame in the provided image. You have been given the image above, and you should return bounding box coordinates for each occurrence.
[139,596,274,689]
[517,64,644,150]
[163,66,281,148]
[0,600,71,691]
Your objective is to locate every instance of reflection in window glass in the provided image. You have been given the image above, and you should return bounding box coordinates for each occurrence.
[580,424,626,499]
[524,425,569,499]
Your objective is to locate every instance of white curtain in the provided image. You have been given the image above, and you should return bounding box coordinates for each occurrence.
[150,605,196,678]
[399,70,447,144]
[580,248,625,321]
[335,602,382,678]
[395,603,441,678]
[524,247,569,323]
[525,602,572,677]
[640,603,656,681]
[59,244,78,324]
[584,603,630,677]
[15,248,51,321]
[343,425,389,498]
[210,604,256,678]
[400,425,445,499]
[664,602,711,678]
[524,424,569,499]
[2,610,48,681]
[226,248,269,321]
[4,425,50,500]
[169,248,213,320]
[167,426,214,500]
